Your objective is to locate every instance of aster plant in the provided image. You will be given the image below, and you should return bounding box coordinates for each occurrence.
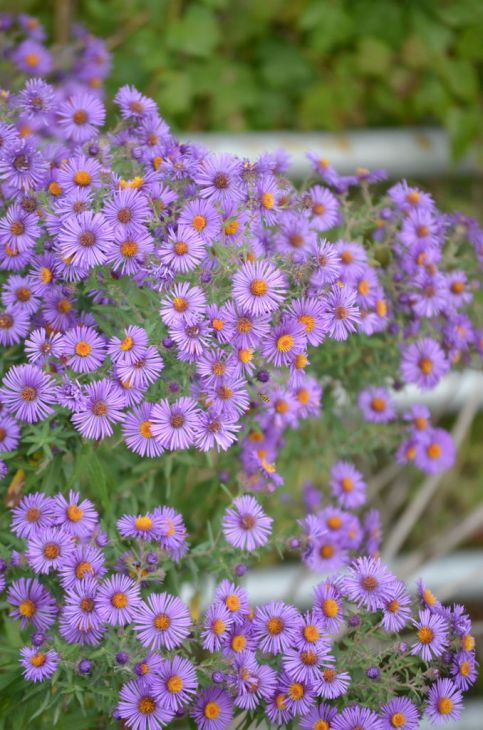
[0,489,479,729]
[0,13,481,729]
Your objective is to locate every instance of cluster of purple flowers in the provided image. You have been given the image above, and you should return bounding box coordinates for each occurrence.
[2,490,477,729]
[298,460,381,574]
[0,13,481,495]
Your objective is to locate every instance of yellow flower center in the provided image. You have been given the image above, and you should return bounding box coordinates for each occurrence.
[276,334,294,352]
[111,592,128,609]
[139,421,153,439]
[267,617,283,635]
[19,599,36,617]
[73,170,91,187]
[66,504,84,522]
[288,682,304,700]
[43,543,59,559]
[134,516,153,531]
[437,698,453,715]
[340,477,353,492]
[30,652,46,667]
[426,443,441,459]
[120,240,138,257]
[261,192,274,210]
[75,561,92,579]
[74,341,91,358]
[204,702,220,720]
[390,712,406,728]
[417,626,434,644]
[167,675,183,693]
[231,635,247,652]
[174,241,188,256]
[225,594,240,612]
[249,279,267,297]
[192,215,206,231]
[303,624,320,642]
[371,397,386,412]
[322,598,339,618]
[138,697,156,715]
[212,618,226,635]
[153,613,171,630]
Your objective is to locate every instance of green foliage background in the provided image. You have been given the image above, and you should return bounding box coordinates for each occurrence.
[8,0,483,157]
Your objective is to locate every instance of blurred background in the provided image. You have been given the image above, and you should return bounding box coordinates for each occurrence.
[1,1,483,726]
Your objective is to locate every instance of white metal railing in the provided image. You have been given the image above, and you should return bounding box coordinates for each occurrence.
[180,128,480,178]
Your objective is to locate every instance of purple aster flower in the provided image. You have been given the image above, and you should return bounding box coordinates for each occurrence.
[342,556,396,612]
[411,608,449,661]
[305,185,339,231]
[168,317,211,361]
[117,678,174,729]
[52,490,98,538]
[451,651,478,691]
[0,412,20,452]
[380,697,419,730]
[230,653,277,710]
[400,337,449,390]
[0,136,45,190]
[191,686,234,730]
[265,688,294,725]
[97,574,142,626]
[57,154,102,192]
[24,328,63,365]
[222,495,272,552]
[62,577,102,632]
[335,241,368,282]
[117,511,163,541]
[414,427,455,475]
[158,224,205,273]
[275,211,316,260]
[17,78,55,123]
[57,92,105,143]
[178,198,221,241]
[255,175,281,225]
[381,580,412,632]
[193,409,240,452]
[300,703,338,730]
[122,402,165,457]
[313,666,350,699]
[400,208,440,249]
[252,600,300,654]
[329,461,366,509]
[71,378,125,439]
[358,385,395,423]
[195,153,243,205]
[207,378,249,418]
[310,239,341,288]
[282,645,328,683]
[232,260,287,316]
[20,647,58,683]
[10,492,55,539]
[425,678,463,726]
[389,180,434,212]
[313,581,344,634]
[201,602,233,652]
[195,348,235,385]
[214,580,249,624]
[262,320,306,368]
[60,326,106,373]
[0,308,30,346]
[133,592,191,650]
[287,297,327,346]
[12,38,52,74]
[445,271,472,308]
[107,325,149,365]
[114,345,163,389]
[160,282,206,327]
[7,578,57,630]
[154,656,198,712]
[105,228,154,275]
[26,527,75,574]
[332,705,382,730]
[151,397,201,451]
[323,286,361,341]
[153,505,188,560]
[58,543,106,589]
[59,211,112,269]
[0,204,40,252]
[103,187,151,231]
[279,673,315,716]
[114,84,157,119]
